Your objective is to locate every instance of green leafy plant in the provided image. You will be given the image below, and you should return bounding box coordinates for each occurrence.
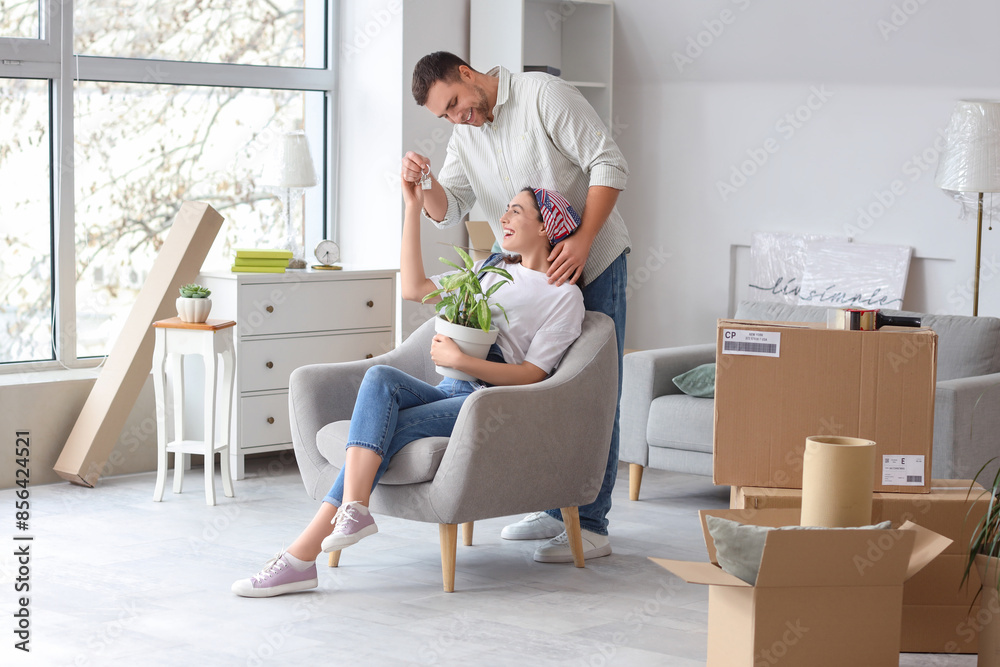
[964,458,1000,593]
[423,246,512,332]
[179,283,211,298]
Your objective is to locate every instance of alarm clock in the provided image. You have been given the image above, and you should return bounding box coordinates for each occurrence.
[313,239,341,270]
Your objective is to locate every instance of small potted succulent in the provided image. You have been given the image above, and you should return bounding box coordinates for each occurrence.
[176,283,212,323]
[423,246,512,381]
[965,459,1000,666]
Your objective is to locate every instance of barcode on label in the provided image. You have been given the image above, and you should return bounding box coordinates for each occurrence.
[723,341,777,354]
[721,330,781,357]
[906,475,923,483]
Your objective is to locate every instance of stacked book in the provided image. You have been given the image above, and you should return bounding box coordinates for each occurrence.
[231,248,292,273]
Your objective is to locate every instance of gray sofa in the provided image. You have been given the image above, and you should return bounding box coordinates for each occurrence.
[621,300,1000,498]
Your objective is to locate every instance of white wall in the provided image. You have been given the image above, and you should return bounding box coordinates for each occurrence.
[612,0,1000,350]
[337,0,469,339]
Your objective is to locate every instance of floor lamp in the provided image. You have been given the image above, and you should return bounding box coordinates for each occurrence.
[261,130,318,268]
[934,100,1000,316]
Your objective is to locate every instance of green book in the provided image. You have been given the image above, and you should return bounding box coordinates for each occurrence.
[234,248,293,259]
[232,257,290,268]
[231,264,287,273]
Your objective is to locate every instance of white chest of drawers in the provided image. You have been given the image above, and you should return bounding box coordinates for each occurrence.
[198,268,397,479]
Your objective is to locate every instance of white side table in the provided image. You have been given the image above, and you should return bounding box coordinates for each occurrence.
[152,317,236,505]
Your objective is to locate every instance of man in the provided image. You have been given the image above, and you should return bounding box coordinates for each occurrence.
[401,51,629,563]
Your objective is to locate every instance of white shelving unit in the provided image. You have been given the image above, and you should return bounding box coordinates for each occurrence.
[470,0,614,129]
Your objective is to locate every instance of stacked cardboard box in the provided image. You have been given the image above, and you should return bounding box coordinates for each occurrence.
[731,480,990,653]
[713,319,937,493]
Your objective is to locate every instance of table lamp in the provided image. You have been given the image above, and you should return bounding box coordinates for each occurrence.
[261,130,318,267]
[934,100,1000,316]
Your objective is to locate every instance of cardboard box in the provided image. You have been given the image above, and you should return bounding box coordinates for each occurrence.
[651,508,952,667]
[714,319,937,492]
[901,604,982,654]
[731,480,989,654]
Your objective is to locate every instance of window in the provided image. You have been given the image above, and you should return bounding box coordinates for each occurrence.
[0,1,335,366]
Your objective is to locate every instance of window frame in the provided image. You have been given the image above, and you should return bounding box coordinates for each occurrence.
[0,0,339,372]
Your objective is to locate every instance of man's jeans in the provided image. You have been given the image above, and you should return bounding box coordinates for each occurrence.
[323,366,478,506]
[545,251,627,535]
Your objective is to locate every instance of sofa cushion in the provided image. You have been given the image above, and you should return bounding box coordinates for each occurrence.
[315,420,450,485]
[647,395,715,453]
[672,363,716,398]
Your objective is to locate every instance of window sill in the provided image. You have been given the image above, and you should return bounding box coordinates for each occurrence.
[0,364,106,387]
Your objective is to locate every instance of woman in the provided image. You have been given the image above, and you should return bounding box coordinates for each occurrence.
[232,180,585,597]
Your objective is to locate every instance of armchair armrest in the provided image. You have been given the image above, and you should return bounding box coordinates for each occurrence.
[620,343,717,466]
[289,318,436,498]
[933,372,1000,481]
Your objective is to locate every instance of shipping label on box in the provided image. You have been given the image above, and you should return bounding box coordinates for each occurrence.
[713,319,937,492]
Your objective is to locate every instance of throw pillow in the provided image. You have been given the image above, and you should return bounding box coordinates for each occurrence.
[704,515,893,585]
[672,363,716,398]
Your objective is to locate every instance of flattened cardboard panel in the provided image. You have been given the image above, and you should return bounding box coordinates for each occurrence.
[54,202,224,486]
[901,604,980,654]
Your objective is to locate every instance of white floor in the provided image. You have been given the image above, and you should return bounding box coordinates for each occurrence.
[0,456,977,666]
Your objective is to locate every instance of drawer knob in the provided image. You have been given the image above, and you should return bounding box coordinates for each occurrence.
[266,305,274,313]
[366,300,374,308]
[265,361,273,369]
[365,353,374,359]
[267,417,275,424]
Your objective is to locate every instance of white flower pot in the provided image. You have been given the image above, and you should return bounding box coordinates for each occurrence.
[434,316,498,382]
[978,554,1000,667]
[176,297,212,323]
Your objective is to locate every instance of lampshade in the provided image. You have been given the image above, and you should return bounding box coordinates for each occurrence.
[934,100,1000,193]
[261,130,318,189]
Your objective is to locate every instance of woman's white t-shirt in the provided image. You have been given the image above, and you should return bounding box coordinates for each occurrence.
[430,259,585,374]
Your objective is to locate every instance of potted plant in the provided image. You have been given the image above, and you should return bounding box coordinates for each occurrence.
[965,459,1000,666]
[176,283,212,323]
[422,246,512,381]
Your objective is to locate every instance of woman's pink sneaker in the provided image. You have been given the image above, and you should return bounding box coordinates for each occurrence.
[231,552,318,598]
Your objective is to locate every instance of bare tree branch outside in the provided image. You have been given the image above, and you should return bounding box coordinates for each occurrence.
[0,0,323,363]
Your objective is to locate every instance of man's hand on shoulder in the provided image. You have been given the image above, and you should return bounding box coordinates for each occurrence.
[547,235,592,286]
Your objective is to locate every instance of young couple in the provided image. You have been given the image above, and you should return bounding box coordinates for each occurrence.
[232,179,587,597]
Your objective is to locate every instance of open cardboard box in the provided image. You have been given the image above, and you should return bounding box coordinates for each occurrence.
[730,480,989,653]
[650,508,952,667]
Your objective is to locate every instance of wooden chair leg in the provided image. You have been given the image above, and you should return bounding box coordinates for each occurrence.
[629,463,644,501]
[461,521,474,546]
[327,550,341,567]
[561,506,585,568]
[440,524,458,592]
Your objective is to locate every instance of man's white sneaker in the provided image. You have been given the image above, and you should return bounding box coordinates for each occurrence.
[500,511,564,540]
[533,529,612,563]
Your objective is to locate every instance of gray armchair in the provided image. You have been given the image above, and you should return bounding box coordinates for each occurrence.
[621,300,1000,499]
[289,312,619,591]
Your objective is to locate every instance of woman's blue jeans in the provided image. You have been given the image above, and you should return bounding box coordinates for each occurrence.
[322,366,481,507]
